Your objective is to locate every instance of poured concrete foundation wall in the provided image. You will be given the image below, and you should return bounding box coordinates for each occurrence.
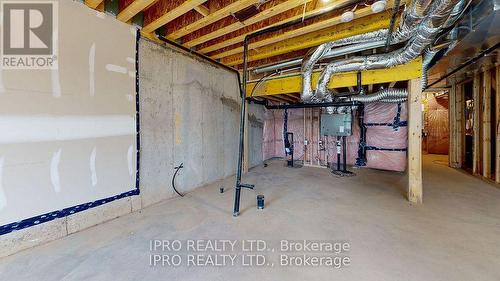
[139,38,261,207]
[248,104,265,168]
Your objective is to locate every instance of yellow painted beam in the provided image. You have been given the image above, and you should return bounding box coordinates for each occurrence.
[197,0,363,54]
[117,0,157,23]
[142,0,208,34]
[217,1,400,65]
[85,0,104,9]
[246,58,422,97]
[184,0,314,48]
[167,0,260,40]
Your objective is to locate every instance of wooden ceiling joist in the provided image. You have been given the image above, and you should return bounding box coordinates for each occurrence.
[193,4,210,17]
[142,0,208,34]
[117,0,157,22]
[264,95,289,103]
[218,8,394,66]
[85,0,105,9]
[197,0,354,54]
[183,0,314,48]
[166,0,261,41]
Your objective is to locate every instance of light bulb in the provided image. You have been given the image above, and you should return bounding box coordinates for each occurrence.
[341,11,354,23]
[371,0,387,13]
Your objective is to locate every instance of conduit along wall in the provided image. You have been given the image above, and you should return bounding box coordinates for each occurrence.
[0,0,137,232]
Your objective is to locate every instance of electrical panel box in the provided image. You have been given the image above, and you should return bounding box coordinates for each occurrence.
[320,114,352,136]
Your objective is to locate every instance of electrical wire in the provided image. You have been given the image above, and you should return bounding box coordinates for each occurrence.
[172,163,184,197]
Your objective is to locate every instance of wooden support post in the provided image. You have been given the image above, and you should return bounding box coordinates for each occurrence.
[449,83,457,167]
[456,83,465,168]
[482,69,492,178]
[473,73,481,175]
[407,78,423,204]
[496,66,500,183]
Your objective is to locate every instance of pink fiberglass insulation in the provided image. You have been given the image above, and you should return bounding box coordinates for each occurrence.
[424,94,449,154]
[263,109,276,160]
[263,108,305,160]
[261,102,407,172]
[363,102,408,172]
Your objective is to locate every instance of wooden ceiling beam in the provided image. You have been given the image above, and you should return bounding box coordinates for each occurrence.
[275,94,296,102]
[85,0,105,9]
[246,58,422,97]
[167,0,261,40]
[283,93,300,102]
[117,0,157,23]
[193,4,210,17]
[183,0,314,48]
[219,8,396,66]
[265,95,288,103]
[197,0,355,54]
[142,0,208,34]
[215,0,401,65]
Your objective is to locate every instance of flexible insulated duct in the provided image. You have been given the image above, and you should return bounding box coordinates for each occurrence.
[313,0,460,101]
[300,0,430,102]
[347,88,408,103]
[301,29,392,102]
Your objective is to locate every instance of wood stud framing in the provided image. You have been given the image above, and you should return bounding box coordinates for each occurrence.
[407,78,423,204]
[482,69,492,179]
[496,66,500,183]
[473,73,481,175]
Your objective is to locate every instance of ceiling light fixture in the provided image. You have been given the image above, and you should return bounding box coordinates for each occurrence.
[341,10,354,22]
[371,0,387,13]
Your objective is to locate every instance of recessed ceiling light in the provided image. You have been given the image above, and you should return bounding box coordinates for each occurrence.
[321,0,331,3]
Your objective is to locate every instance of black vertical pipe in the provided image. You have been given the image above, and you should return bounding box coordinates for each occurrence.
[337,136,341,171]
[342,136,347,172]
[135,29,141,194]
[384,0,401,52]
[233,36,250,217]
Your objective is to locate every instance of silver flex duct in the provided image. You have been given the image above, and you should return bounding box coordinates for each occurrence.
[312,0,461,102]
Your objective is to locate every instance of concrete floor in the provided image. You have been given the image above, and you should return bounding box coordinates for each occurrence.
[1,155,499,281]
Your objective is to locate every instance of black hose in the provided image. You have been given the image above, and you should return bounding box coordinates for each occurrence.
[172,163,184,197]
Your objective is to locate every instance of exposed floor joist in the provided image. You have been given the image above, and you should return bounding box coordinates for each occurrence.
[117,0,157,22]
[216,5,397,65]
[167,0,261,41]
[142,0,208,34]
[183,0,314,48]
[85,0,104,9]
[193,4,210,17]
[246,58,422,97]
[197,0,357,54]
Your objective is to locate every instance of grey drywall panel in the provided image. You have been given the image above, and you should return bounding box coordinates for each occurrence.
[0,0,136,226]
